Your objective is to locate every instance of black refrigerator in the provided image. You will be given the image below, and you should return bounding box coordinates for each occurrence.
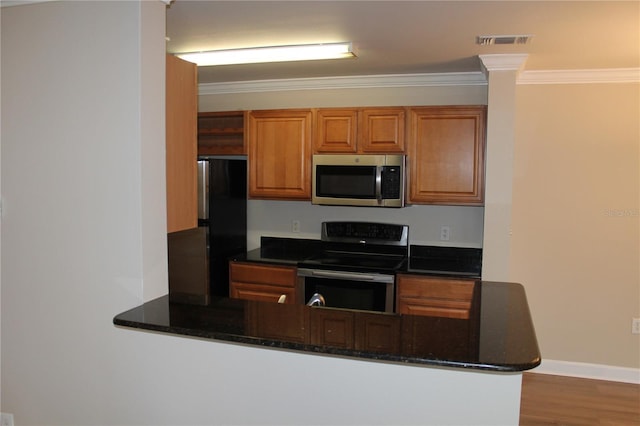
[168,156,247,305]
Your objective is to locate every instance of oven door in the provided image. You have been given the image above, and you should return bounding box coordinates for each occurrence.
[297,268,395,313]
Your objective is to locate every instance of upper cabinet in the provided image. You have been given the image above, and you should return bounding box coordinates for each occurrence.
[197,111,247,155]
[407,106,486,206]
[315,107,405,153]
[166,54,198,233]
[314,108,358,153]
[248,109,312,200]
[359,107,406,153]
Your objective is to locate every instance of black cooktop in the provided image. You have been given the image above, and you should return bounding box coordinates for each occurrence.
[255,223,482,277]
[297,222,409,273]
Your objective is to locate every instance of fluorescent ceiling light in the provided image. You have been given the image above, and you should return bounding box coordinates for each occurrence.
[176,42,355,66]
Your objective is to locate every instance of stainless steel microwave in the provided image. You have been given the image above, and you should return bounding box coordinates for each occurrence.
[312,154,405,207]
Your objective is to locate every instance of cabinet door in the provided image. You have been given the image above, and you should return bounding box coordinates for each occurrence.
[359,107,406,153]
[246,302,307,343]
[355,312,401,353]
[248,110,312,200]
[314,108,358,153]
[229,262,298,303]
[396,274,476,319]
[308,309,354,348]
[407,106,486,205]
[166,54,197,233]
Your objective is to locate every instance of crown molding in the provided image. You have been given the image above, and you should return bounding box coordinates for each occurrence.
[199,67,640,95]
[479,54,529,74]
[518,68,640,85]
[199,72,487,95]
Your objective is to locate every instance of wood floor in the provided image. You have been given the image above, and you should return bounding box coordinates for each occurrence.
[519,373,640,425]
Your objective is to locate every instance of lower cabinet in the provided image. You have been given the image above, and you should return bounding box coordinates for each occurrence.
[308,309,401,353]
[354,312,401,353]
[229,261,298,304]
[396,274,476,319]
[309,308,354,348]
[232,262,479,351]
[246,302,307,343]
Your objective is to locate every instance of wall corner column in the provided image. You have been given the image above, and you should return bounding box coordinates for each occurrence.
[140,0,169,302]
[479,54,527,281]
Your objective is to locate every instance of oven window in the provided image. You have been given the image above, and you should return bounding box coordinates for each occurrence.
[316,165,376,199]
[305,277,388,312]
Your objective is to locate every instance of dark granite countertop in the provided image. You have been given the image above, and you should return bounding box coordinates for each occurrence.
[114,280,540,372]
[232,237,483,279]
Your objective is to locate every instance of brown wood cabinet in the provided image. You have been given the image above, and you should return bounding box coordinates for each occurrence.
[309,308,355,348]
[248,109,312,200]
[359,107,406,153]
[229,261,298,303]
[308,308,401,353]
[355,312,401,353]
[166,54,198,233]
[314,107,405,153]
[197,111,246,155]
[314,108,358,153]
[407,106,486,205]
[246,302,307,343]
[396,274,476,319]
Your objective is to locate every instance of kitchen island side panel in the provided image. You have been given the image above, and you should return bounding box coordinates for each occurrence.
[115,327,522,426]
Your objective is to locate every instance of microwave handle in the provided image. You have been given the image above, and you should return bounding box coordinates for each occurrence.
[375,165,383,204]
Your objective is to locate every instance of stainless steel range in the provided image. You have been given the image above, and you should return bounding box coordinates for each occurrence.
[297,221,408,313]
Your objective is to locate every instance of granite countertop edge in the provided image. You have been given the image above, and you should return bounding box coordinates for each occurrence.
[113,291,541,373]
[113,315,539,373]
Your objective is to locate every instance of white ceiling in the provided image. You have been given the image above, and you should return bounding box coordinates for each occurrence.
[166,1,640,85]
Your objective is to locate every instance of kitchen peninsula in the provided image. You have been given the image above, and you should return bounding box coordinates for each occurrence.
[114,263,539,425]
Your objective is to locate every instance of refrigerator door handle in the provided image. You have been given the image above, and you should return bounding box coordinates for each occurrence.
[197,160,209,221]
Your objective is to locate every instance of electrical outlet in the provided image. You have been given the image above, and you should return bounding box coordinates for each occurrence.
[292,220,301,233]
[440,226,450,241]
[632,318,640,334]
[1,412,14,426]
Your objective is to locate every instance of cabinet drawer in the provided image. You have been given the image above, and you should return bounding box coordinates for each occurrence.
[397,275,475,300]
[231,283,296,304]
[230,262,297,287]
[396,274,476,319]
[401,303,472,319]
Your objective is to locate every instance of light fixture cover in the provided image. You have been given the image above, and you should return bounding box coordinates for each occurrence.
[177,42,355,66]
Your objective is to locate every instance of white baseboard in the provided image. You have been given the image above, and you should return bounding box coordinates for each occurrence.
[531,359,640,384]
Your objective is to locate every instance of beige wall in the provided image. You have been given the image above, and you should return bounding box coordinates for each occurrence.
[512,83,640,368]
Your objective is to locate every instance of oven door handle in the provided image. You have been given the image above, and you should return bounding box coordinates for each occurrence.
[297,268,394,284]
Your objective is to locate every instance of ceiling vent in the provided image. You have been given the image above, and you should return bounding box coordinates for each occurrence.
[476,35,533,46]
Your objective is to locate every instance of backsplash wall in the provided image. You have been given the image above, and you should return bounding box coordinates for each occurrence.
[247,200,484,250]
